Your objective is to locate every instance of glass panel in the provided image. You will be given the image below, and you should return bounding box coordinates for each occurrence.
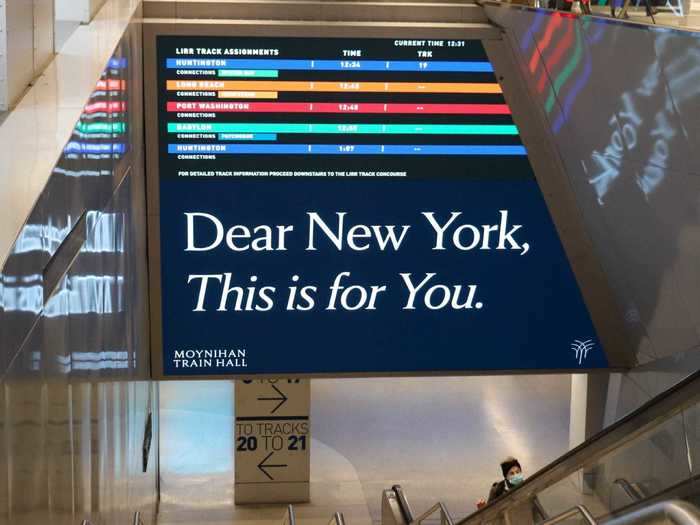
[537,411,693,520]
[684,403,700,479]
[598,412,690,512]
[537,469,609,519]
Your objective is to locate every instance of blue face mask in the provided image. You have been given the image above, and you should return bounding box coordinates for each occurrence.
[508,473,524,486]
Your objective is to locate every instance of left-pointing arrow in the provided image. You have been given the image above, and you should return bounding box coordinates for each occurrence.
[257,452,288,480]
[257,384,288,414]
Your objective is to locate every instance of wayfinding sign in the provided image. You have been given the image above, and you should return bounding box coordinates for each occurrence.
[234,379,310,503]
[148,34,611,377]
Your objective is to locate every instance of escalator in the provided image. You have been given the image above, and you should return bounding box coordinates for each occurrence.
[283,504,347,525]
[382,371,700,525]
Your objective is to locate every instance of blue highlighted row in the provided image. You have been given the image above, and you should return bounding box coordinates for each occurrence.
[108,57,127,69]
[65,141,126,154]
[167,58,494,73]
[168,144,527,156]
[217,133,277,141]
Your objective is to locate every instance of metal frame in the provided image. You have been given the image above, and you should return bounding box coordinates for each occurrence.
[284,504,297,525]
[539,505,597,525]
[329,512,347,525]
[143,12,633,380]
[414,502,455,525]
[133,511,145,525]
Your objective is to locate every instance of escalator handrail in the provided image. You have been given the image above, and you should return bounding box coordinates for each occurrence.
[538,501,700,525]
[538,504,597,525]
[393,484,415,524]
[599,474,700,524]
[328,512,346,525]
[456,370,700,525]
[607,500,700,525]
[285,504,296,525]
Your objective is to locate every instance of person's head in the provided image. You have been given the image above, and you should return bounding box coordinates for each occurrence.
[500,457,524,487]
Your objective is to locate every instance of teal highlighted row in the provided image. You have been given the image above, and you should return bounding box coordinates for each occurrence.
[217,133,277,141]
[217,69,279,77]
[169,123,519,135]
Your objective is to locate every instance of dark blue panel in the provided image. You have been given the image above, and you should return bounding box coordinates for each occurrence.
[159,178,606,375]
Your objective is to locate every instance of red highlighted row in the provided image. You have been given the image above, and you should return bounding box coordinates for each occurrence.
[167,101,511,115]
[84,101,127,114]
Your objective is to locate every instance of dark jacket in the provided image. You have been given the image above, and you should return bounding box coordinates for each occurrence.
[487,480,511,503]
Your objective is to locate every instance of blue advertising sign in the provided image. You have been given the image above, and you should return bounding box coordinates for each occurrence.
[153,35,607,376]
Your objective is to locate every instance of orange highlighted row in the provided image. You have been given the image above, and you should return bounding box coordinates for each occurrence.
[167,80,502,94]
[219,91,278,99]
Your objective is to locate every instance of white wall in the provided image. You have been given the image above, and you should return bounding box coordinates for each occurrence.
[55,0,88,22]
[56,0,107,23]
[1,0,54,109]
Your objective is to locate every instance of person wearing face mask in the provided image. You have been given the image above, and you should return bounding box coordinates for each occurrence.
[475,457,525,509]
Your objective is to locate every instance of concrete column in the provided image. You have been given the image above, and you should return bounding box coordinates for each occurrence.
[570,373,609,446]
[234,379,310,504]
[570,373,609,493]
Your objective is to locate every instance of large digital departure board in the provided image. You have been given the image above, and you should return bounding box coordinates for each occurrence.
[151,35,608,377]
